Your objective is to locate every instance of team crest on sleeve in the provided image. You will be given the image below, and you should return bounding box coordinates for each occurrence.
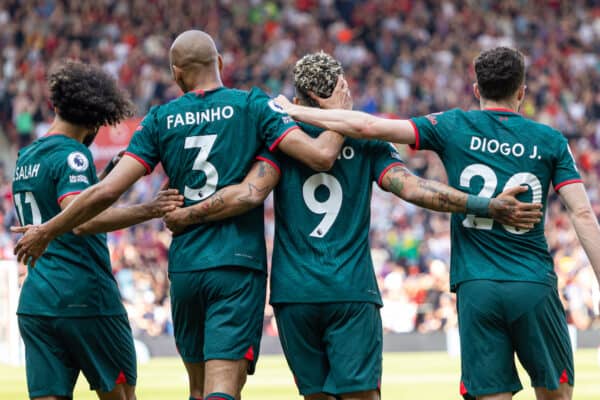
[268,99,286,114]
[67,151,89,172]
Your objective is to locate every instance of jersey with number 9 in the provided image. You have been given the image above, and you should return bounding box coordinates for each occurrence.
[12,134,125,317]
[410,108,582,291]
[261,123,404,305]
[126,87,298,273]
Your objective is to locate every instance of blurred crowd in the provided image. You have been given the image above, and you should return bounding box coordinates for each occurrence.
[1,0,600,337]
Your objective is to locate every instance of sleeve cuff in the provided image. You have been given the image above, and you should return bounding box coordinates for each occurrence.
[408,119,420,150]
[124,152,152,175]
[269,126,299,152]
[57,191,82,205]
[553,178,583,192]
[377,162,406,188]
[256,156,281,175]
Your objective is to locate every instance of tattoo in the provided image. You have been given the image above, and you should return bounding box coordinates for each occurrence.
[237,183,269,204]
[189,190,226,223]
[258,162,267,178]
[385,166,412,195]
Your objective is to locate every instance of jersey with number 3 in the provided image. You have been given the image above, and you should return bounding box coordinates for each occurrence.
[262,123,404,305]
[12,134,125,317]
[126,87,298,273]
[411,108,582,291]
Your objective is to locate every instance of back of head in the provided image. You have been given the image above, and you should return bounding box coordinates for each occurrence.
[49,61,134,130]
[293,51,344,107]
[170,30,219,80]
[474,47,525,102]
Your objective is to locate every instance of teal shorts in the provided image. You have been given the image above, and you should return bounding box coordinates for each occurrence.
[274,302,382,396]
[457,280,574,399]
[170,267,266,374]
[18,314,136,398]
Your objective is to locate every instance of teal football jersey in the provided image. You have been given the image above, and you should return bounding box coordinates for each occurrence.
[12,134,125,317]
[262,123,404,305]
[126,87,298,273]
[411,108,582,291]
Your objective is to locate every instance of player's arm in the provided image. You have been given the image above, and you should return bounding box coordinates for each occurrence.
[70,188,183,235]
[276,128,344,172]
[163,159,280,234]
[558,183,600,284]
[380,164,543,229]
[12,156,147,265]
[274,94,416,144]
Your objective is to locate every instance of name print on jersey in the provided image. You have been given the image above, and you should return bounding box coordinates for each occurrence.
[166,106,235,129]
[470,136,540,160]
[13,163,40,181]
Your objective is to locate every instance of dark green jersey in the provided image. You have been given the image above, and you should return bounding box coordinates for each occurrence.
[126,87,298,273]
[411,108,582,291]
[13,134,124,317]
[262,123,404,305]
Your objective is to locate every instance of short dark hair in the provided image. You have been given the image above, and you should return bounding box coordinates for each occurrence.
[49,61,135,129]
[474,47,525,101]
[293,51,343,107]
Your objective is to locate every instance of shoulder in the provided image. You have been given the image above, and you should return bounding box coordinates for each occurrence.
[298,122,324,138]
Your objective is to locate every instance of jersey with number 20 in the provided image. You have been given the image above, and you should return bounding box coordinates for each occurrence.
[126,87,298,274]
[410,108,581,291]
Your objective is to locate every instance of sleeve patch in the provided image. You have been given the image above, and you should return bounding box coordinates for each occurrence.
[268,99,286,114]
[67,152,89,172]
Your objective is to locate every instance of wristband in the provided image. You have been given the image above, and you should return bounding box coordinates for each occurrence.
[466,195,491,217]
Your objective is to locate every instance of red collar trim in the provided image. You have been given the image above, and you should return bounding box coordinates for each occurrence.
[484,107,518,114]
[45,131,66,137]
[184,86,224,97]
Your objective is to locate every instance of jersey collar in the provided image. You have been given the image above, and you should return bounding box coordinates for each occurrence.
[187,86,225,97]
[483,107,519,114]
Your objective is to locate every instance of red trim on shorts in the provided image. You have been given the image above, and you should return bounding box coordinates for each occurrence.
[256,156,281,175]
[460,381,468,396]
[377,162,405,188]
[115,370,127,384]
[269,126,299,152]
[123,152,152,175]
[484,107,518,113]
[57,191,81,205]
[244,346,255,362]
[408,119,420,150]
[559,369,568,384]
[553,179,583,192]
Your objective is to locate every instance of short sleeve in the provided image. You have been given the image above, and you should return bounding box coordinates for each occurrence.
[255,148,281,175]
[370,141,406,188]
[248,88,299,152]
[125,107,161,174]
[410,111,454,153]
[54,148,97,204]
[553,137,582,191]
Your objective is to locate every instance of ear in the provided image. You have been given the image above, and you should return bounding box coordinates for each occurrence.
[217,54,223,73]
[517,84,526,102]
[171,64,182,82]
[473,83,481,100]
[293,96,300,105]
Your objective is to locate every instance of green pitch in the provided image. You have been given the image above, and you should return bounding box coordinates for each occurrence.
[1,350,599,399]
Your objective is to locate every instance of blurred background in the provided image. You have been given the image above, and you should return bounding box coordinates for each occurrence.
[0,0,599,359]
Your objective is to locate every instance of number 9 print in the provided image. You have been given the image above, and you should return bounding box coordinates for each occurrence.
[302,173,343,238]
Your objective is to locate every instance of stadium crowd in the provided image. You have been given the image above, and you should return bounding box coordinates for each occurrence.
[1,0,600,337]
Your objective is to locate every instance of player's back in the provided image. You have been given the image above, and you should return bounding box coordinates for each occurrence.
[126,87,297,273]
[411,108,581,290]
[12,135,124,317]
[265,123,403,305]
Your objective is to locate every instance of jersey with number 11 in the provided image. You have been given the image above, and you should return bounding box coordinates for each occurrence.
[126,87,298,273]
[411,108,582,291]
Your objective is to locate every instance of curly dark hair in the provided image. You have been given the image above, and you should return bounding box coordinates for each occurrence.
[49,61,135,129]
[474,47,525,101]
[293,51,344,107]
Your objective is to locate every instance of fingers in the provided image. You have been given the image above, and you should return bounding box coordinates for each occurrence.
[501,185,529,196]
[10,225,30,233]
[307,90,327,106]
[159,178,171,191]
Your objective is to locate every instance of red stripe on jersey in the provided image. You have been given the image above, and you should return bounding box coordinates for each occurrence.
[269,126,299,152]
[193,88,205,96]
[559,369,569,384]
[115,370,127,384]
[484,107,518,113]
[460,381,468,395]
[123,152,152,175]
[45,131,66,137]
[408,119,420,150]
[377,162,406,188]
[256,156,281,175]
[57,191,81,205]
[554,179,583,192]
[244,346,255,362]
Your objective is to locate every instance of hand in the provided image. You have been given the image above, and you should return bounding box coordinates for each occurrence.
[163,208,190,235]
[145,189,184,218]
[11,224,53,267]
[309,76,353,110]
[273,94,294,114]
[489,186,543,229]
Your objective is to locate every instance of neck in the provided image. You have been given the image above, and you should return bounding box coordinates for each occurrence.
[182,73,223,93]
[480,99,519,112]
[47,118,87,143]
